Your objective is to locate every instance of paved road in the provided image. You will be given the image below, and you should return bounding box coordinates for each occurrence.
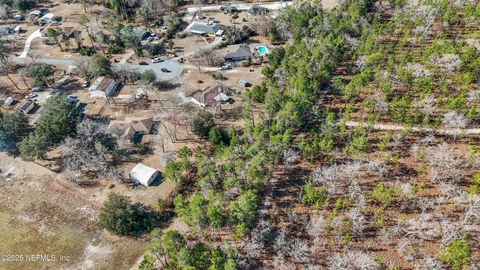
[186,1,294,12]
[345,121,480,136]
[12,57,184,80]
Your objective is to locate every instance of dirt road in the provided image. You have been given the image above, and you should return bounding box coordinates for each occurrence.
[345,121,480,136]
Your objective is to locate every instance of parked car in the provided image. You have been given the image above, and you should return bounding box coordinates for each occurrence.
[221,63,233,70]
[82,80,89,87]
[161,68,170,72]
[139,61,149,65]
[152,57,164,63]
[31,87,46,92]
[26,93,37,99]
[146,36,154,42]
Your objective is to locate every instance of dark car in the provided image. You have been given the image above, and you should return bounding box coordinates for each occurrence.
[161,68,170,72]
[31,87,46,92]
[139,61,149,65]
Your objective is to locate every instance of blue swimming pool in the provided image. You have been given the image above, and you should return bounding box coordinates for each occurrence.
[257,46,269,55]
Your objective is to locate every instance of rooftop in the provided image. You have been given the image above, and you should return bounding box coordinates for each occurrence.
[185,21,223,35]
[88,76,116,92]
[130,163,158,186]
[107,116,153,141]
[225,44,252,60]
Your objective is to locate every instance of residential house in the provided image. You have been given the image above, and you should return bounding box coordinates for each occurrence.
[40,13,55,23]
[18,100,34,114]
[62,27,81,39]
[130,163,159,186]
[107,116,153,143]
[185,21,223,36]
[191,84,233,107]
[225,44,251,61]
[29,10,42,18]
[120,28,151,40]
[53,75,70,90]
[88,76,117,98]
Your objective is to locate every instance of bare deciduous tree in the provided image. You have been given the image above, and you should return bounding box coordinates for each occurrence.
[423,143,467,184]
[327,251,380,270]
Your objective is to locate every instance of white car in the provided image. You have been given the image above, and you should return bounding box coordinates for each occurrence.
[26,93,37,99]
[146,36,154,42]
[152,57,164,63]
[221,64,233,70]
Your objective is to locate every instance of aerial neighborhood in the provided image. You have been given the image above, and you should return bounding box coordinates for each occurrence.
[1,0,480,269]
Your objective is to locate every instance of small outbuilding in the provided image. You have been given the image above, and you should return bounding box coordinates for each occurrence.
[238,79,252,88]
[4,97,14,106]
[14,14,24,22]
[130,163,159,186]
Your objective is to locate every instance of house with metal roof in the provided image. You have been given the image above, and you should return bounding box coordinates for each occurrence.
[29,10,42,17]
[88,76,117,98]
[185,21,223,36]
[130,163,159,186]
[40,13,55,23]
[18,100,35,114]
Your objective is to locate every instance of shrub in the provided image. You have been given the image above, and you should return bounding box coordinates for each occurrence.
[99,193,148,235]
[191,111,215,138]
[372,183,398,207]
[208,126,223,145]
[77,46,96,56]
[301,183,327,208]
[212,72,227,81]
[141,69,157,84]
[439,238,470,270]
[247,85,267,103]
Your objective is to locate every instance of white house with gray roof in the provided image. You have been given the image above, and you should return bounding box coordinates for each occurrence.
[185,21,223,36]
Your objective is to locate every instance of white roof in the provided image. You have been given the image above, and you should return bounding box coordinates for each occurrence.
[29,10,41,16]
[41,13,54,20]
[214,93,230,102]
[130,163,158,186]
[4,97,14,105]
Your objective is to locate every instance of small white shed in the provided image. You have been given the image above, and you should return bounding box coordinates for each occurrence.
[130,163,159,186]
[4,97,14,106]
